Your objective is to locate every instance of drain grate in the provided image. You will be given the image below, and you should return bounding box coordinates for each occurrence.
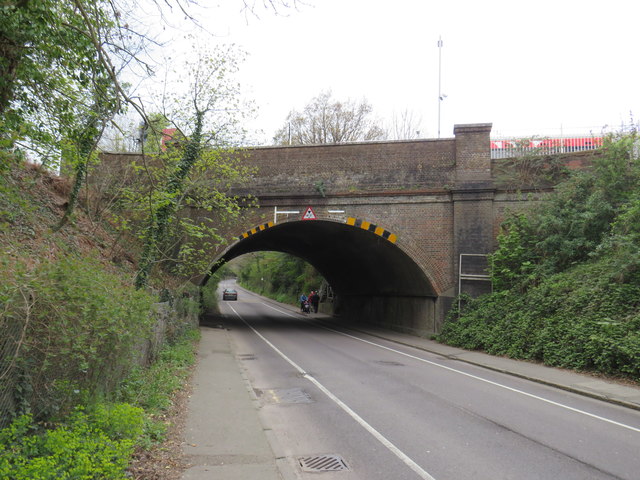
[298,454,349,472]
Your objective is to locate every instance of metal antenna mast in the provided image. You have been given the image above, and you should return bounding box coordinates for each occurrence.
[437,36,443,138]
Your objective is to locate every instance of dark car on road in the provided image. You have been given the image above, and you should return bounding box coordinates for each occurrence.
[222,288,238,301]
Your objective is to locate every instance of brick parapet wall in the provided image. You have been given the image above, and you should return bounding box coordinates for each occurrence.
[230,139,456,196]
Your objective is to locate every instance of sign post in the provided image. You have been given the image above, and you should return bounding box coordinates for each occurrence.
[273,206,300,224]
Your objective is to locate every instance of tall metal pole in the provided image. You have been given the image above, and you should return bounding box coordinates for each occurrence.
[437,36,443,138]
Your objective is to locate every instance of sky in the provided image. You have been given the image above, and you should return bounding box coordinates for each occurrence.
[145,0,639,144]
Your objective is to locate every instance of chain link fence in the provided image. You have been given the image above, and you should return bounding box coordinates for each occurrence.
[0,312,24,429]
[0,295,199,430]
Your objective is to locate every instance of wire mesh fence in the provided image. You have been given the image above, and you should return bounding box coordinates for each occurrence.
[0,305,25,429]
[0,297,199,430]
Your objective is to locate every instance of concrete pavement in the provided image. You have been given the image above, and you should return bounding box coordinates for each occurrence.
[181,324,283,480]
[180,299,640,479]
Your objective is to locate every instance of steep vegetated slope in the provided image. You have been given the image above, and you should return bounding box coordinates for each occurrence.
[439,132,640,383]
[1,163,136,273]
[0,161,201,479]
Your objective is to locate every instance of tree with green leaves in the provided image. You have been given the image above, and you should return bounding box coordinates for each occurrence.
[236,251,324,304]
[0,0,133,153]
[0,1,290,286]
[0,0,144,232]
[272,90,386,145]
[131,44,255,289]
[0,1,243,227]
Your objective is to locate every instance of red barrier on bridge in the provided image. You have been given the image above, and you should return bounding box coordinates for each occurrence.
[490,136,603,158]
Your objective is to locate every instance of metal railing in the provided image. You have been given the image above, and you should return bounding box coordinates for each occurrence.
[490,136,603,159]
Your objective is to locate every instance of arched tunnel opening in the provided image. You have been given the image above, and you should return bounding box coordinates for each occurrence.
[203,219,440,335]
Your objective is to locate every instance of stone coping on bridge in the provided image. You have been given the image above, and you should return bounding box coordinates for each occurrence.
[241,136,452,150]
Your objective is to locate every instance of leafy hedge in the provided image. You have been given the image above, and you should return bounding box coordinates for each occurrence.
[1,153,201,477]
[439,261,640,379]
[0,326,199,479]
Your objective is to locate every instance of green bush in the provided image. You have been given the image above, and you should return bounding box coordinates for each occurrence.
[441,132,640,381]
[439,262,640,380]
[2,254,156,420]
[0,325,199,478]
[1,158,202,476]
[490,131,640,291]
[117,327,199,413]
[89,403,145,441]
[0,405,143,480]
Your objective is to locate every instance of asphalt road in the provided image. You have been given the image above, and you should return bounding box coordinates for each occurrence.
[219,282,640,480]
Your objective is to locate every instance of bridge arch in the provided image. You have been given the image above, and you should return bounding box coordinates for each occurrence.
[203,217,440,334]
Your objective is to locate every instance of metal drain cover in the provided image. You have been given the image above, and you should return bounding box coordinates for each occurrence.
[298,454,349,472]
[255,388,313,404]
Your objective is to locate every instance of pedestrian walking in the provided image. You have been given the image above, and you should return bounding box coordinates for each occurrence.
[309,290,320,313]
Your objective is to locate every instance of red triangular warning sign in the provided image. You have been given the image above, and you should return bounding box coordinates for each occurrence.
[301,206,317,220]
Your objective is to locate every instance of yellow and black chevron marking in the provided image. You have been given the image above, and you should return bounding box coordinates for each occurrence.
[239,221,274,240]
[346,217,397,244]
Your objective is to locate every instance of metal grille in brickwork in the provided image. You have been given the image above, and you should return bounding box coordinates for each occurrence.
[458,254,492,308]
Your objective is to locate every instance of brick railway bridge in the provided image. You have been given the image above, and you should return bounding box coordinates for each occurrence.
[102,123,593,334]
[195,122,563,334]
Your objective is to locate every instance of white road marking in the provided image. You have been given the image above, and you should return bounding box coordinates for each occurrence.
[228,303,438,480]
[258,301,640,435]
